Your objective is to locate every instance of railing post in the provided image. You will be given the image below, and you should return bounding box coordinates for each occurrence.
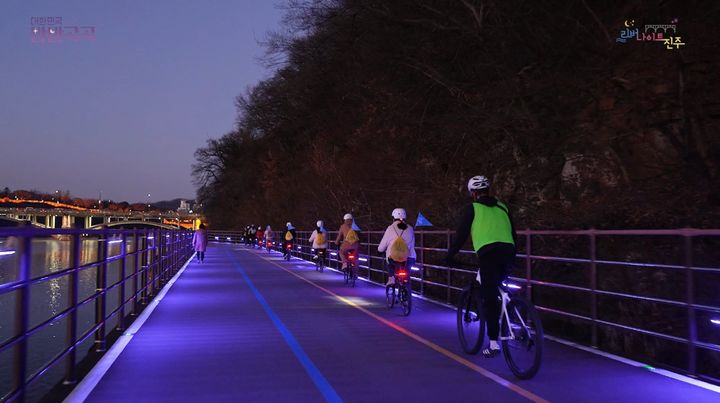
[419,231,425,296]
[684,234,697,375]
[12,230,32,401]
[132,230,139,314]
[95,228,108,352]
[140,230,148,305]
[64,231,81,385]
[590,230,598,349]
[447,231,451,304]
[525,230,532,302]
[117,232,127,331]
[366,231,371,281]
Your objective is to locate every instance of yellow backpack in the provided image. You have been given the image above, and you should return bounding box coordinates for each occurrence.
[389,229,409,262]
[285,231,294,241]
[316,231,326,245]
[345,229,359,244]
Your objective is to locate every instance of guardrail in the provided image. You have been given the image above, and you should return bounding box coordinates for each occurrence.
[210,228,720,383]
[0,226,194,402]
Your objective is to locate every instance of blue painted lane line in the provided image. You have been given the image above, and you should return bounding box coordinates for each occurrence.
[225,248,343,403]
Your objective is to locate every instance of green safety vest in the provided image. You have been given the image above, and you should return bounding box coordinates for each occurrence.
[471,202,515,252]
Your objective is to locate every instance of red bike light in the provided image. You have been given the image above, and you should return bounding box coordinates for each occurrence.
[396,270,408,278]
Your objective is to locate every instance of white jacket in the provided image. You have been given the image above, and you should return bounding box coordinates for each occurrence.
[309,229,329,249]
[378,221,416,260]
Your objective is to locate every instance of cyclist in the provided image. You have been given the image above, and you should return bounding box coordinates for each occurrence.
[309,220,329,261]
[255,225,265,249]
[283,222,296,258]
[378,208,416,287]
[335,213,360,272]
[265,225,274,250]
[446,175,517,358]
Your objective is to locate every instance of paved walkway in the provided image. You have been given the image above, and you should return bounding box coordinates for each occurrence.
[81,243,720,402]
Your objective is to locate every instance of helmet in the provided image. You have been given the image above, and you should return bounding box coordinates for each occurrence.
[343,213,353,220]
[467,175,490,192]
[391,208,407,220]
[286,222,292,228]
[316,220,324,228]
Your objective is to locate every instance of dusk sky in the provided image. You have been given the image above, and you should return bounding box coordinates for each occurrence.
[0,1,285,203]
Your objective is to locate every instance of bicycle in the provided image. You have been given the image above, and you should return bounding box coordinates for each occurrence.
[457,272,544,379]
[385,262,411,316]
[314,248,327,272]
[342,249,358,287]
[266,240,275,253]
[283,242,293,261]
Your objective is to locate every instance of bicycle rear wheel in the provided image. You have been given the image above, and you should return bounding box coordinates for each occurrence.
[457,286,484,354]
[400,286,411,316]
[386,285,395,308]
[502,296,544,379]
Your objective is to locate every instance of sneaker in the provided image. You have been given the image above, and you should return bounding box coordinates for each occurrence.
[482,347,501,358]
[386,276,395,286]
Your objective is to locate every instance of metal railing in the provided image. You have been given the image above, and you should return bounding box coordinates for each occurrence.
[0,226,194,402]
[211,228,720,383]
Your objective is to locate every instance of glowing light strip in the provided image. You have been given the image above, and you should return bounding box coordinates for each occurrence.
[64,252,196,402]
[358,257,368,262]
[0,250,16,257]
[108,240,123,244]
[711,319,720,325]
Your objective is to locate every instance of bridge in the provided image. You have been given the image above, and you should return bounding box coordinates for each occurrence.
[0,227,718,402]
[0,199,200,229]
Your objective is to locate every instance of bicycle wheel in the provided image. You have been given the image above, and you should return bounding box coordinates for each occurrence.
[400,286,411,316]
[502,296,544,379]
[456,286,484,355]
[386,285,395,308]
[344,267,349,284]
[350,268,356,287]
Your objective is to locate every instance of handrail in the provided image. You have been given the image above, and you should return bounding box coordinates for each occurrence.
[0,227,194,402]
[209,227,720,384]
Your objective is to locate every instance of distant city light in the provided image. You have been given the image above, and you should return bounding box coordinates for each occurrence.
[214,236,219,240]
[226,237,231,241]
[358,257,368,262]
[297,246,301,249]
[411,266,420,271]
[0,251,16,257]
[330,252,338,256]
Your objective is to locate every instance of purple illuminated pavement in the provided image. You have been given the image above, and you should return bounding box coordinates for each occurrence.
[84,243,719,402]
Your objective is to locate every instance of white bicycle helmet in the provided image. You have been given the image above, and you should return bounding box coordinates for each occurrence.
[391,208,407,220]
[343,213,353,220]
[467,175,490,192]
[316,220,324,228]
[286,222,292,228]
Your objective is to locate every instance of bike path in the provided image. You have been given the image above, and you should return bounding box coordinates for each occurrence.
[241,245,720,403]
[82,243,720,402]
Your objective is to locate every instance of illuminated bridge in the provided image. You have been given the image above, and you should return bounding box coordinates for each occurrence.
[1,227,718,402]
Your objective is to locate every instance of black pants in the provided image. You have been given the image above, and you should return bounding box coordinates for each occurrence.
[477,243,515,340]
[197,251,205,261]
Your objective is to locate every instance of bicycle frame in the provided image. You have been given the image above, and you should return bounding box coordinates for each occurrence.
[498,287,529,342]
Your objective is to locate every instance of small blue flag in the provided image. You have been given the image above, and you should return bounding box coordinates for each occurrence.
[415,212,433,227]
[351,220,361,231]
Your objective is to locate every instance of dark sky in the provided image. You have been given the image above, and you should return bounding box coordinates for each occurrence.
[0,1,284,203]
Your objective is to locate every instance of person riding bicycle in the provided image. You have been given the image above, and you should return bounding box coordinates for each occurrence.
[283,222,297,258]
[446,175,517,358]
[255,225,265,249]
[309,220,329,261]
[378,208,416,287]
[265,225,274,249]
[335,213,360,271]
